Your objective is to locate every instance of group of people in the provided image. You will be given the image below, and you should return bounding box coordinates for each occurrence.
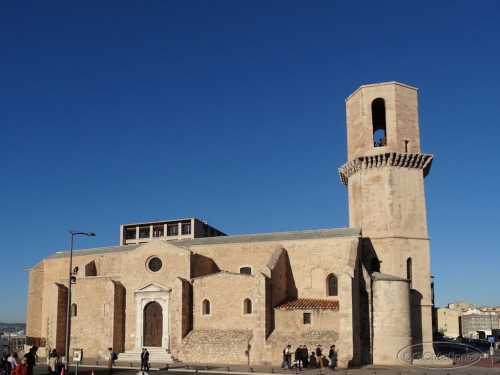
[1,352,34,375]
[0,346,62,375]
[281,344,338,371]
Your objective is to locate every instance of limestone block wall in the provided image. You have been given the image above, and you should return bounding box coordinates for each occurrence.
[68,277,123,358]
[182,329,253,364]
[191,253,218,278]
[46,283,67,354]
[193,273,254,330]
[347,167,428,238]
[251,272,272,363]
[372,273,411,365]
[189,243,277,277]
[170,277,191,359]
[274,309,339,331]
[26,262,45,344]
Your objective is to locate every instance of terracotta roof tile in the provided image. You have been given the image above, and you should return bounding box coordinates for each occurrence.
[275,298,339,309]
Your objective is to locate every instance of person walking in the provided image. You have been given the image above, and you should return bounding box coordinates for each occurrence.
[281,345,292,370]
[316,345,325,369]
[107,348,116,374]
[140,348,150,372]
[328,345,338,371]
[291,346,302,371]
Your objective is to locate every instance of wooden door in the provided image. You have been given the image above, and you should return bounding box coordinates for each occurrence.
[143,302,163,347]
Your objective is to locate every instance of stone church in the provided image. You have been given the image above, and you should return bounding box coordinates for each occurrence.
[26,82,434,366]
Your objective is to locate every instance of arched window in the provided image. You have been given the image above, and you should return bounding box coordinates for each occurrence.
[327,275,338,296]
[407,258,412,288]
[239,267,251,275]
[370,257,380,273]
[372,98,387,147]
[71,303,77,317]
[202,299,211,315]
[243,298,252,314]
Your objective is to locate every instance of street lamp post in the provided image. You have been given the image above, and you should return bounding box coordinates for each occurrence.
[64,231,95,374]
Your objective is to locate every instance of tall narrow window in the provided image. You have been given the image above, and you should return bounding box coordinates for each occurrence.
[244,299,252,314]
[407,258,412,288]
[372,98,387,147]
[71,303,78,317]
[327,274,338,296]
[202,299,211,315]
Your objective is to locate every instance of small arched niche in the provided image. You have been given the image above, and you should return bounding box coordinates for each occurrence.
[202,299,211,315]
[243,298,252,315]
[372,98,387,147]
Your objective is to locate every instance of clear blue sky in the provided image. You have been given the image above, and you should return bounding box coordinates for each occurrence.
[1,1,499,324]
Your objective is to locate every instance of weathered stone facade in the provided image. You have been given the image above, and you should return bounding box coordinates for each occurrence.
[26,82,434,367]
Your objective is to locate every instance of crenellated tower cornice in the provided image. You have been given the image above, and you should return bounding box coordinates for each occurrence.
[338,152,433,186]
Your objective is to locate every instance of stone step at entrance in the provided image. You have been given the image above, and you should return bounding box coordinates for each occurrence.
[117,348,179,363]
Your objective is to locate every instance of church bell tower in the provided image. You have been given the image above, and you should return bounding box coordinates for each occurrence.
[339,82,434,362]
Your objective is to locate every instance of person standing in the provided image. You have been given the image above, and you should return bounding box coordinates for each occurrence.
[301,345,309,368]
[280,345,292,370]
[107,348,115,374]
[140,348,150,372]
[316,345,324,369]
[48,350,59,375]
[328,345,338,371]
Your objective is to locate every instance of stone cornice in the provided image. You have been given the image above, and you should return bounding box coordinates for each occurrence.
[338,152,433,186]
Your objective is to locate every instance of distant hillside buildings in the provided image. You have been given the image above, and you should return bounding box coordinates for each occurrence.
[436,301,500,339]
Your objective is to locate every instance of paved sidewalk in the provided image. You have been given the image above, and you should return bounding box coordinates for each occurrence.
[50,356,500,375]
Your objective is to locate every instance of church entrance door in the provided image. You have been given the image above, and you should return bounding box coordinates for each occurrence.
[143,301,163,347]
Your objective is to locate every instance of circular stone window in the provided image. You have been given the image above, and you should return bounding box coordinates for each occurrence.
[148,257,162,272]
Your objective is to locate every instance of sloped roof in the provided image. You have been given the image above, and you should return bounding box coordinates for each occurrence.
[176,228,361,246]
[276,298,339,309]
[44,244,142,260]
[41,228,360,260]
[192,270,254,280]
